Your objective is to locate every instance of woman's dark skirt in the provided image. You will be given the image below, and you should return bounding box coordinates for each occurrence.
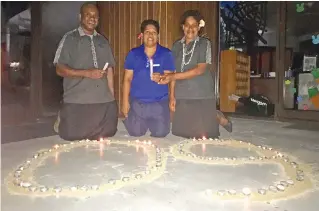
[58,101,118,141]
[172,99,220,139]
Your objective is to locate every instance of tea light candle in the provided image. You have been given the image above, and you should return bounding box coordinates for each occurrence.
[242,187,251,196]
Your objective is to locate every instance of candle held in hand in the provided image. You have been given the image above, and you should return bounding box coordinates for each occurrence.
[103,62,109,71]
[150,58,153,79]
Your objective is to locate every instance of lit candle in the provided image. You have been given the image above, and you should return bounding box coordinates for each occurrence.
[99,142,104,158]
[55,152,59,165]
[142,146,147,154]
[202,144,206,155]
[242,187,251,196]
[150,58,153,79]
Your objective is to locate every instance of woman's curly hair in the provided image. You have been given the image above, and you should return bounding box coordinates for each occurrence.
[180,10,203,25]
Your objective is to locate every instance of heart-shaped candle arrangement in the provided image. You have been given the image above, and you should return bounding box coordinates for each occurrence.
[170,138,313,201]
[6,137,313,202]
[5,139,167,198]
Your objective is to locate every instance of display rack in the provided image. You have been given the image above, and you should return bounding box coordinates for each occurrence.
[220,50,251,112]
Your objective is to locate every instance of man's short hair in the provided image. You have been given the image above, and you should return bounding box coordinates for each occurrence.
[80,2,97,14]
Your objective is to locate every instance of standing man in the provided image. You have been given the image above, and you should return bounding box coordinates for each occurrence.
[53,3,118,141]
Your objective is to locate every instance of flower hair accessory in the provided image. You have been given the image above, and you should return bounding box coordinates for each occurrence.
[199,19,205,28]
[137,33,143,39]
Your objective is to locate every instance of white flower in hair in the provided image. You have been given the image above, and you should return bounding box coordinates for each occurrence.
[199,19,205,28]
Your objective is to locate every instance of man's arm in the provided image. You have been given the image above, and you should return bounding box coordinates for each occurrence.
[54,34,79,78]
[54,33,106,79]
[56,64,105,79]
[54,34,96,79]
[104,39,116,96]
[106,67,114,96]
[56,64,89,78]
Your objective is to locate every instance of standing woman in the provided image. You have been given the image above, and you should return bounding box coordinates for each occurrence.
[159,10,230,139]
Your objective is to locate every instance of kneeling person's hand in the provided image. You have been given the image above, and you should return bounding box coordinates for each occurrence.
[169,97,176,112]
[151,73,161,83]
[85,69,106,79]
[158,73,174,84]
[121,100,130,118]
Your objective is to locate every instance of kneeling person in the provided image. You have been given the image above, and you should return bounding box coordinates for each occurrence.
[122,19,175,137]
[53,3,118,141]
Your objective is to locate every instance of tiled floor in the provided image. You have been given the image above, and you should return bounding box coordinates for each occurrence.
[1,118,319,211]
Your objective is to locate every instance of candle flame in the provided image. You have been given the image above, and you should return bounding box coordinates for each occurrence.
[202,144,206,154]
[55,152,59,164]
[99,142,104,158]
[141,146,146,154]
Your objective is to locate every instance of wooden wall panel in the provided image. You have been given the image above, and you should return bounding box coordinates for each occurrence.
[98,1,219,113]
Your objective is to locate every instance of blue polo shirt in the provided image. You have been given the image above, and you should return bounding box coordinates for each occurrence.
[124,43,175,103]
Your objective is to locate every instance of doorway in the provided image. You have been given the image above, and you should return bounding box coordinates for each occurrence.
[276,1,319,121]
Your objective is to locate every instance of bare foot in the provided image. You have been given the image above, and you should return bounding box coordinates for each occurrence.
[217,110,233,133]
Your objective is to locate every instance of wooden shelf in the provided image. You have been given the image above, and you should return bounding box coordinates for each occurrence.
[220,50,251,112]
